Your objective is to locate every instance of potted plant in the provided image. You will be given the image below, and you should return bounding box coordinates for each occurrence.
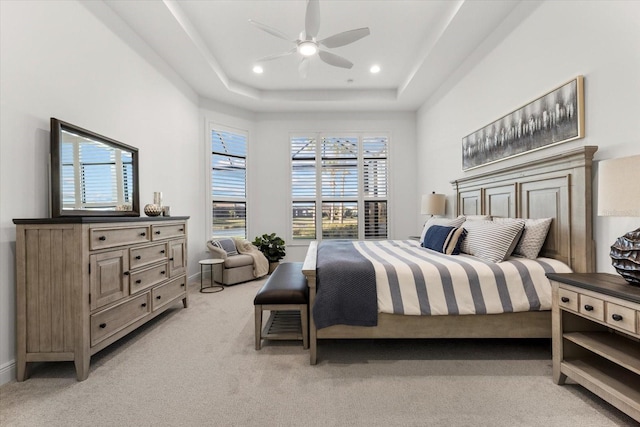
[252,233,286,273]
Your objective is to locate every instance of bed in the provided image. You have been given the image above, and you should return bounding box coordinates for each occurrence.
[302,146,597,364]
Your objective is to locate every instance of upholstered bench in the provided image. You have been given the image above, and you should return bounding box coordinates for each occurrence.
[254,262,308,350]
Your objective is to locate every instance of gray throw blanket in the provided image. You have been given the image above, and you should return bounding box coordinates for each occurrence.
[313,240,377,329]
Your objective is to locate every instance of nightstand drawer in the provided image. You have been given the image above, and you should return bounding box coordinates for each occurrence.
[558,288,578,311]
[606,302,637,334]
[579,294,604,321]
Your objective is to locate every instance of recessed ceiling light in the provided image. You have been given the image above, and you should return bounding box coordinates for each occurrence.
[370,65,381,74]
[253,65,264,74]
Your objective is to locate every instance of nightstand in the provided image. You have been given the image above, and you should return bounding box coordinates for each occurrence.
[547,273,640,422]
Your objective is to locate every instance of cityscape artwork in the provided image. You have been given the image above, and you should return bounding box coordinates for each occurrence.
[462,76,584,171]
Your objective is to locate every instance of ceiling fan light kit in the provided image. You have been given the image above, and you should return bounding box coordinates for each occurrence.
[249,0,370,77]
[298,41,318,57]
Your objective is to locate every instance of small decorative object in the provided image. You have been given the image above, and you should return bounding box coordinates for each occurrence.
[252,233,286,274]
[597,154,640,286]
[162,206,171,217]
[462,76,585,170]
[153,191,163,206]
[610,229,640,285]
[144,204,162,217]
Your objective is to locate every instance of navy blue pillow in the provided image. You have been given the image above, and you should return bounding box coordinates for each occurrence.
[422,225,466,255]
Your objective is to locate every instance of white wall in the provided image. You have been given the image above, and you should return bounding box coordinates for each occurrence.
[416,0,640,274]
[0,1,201,384]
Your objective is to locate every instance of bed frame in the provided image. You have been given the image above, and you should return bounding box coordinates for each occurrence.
[302,146,597,364]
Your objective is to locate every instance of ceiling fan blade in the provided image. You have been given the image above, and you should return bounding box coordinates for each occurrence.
[318,50,353,69]
[256,48,297,63]
[305,0,320,38]
[248,19,294,42]
[319,27,370,48]
[299,58,310,79]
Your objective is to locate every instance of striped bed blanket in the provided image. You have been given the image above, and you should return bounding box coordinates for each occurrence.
[313,239,572,329]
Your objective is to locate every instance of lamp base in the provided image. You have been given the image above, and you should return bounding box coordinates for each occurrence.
[610,228,640,286]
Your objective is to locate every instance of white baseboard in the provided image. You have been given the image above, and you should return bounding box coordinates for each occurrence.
[0,359,15,385]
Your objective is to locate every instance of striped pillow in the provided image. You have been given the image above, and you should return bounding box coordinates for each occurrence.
[460,220,524,263]
[494,217,553,259]
[210,238,238,256]
[423,225,467,255]
[419,216,466,243]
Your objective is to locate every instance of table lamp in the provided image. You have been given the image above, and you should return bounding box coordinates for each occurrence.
[597,154,640,285]
[421,192,446,217]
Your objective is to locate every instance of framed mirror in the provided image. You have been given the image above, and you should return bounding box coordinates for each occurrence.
[50,118,140,217]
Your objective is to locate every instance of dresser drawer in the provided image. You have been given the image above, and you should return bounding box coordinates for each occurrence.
[152,276,187,311]
[579,294,605,322]
[558,288,578,312]
[130,242,167,269]
[605,302,637,334]
[130,262,168,294]
[90,226,150,250]
[91,293,150,346]
[151,223,186,241]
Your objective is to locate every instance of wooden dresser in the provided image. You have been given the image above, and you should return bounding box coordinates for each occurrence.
[13,216,189,381]
[548,272,640,422]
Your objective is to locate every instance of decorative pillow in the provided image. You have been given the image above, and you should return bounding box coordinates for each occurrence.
[420,215,466,243]
[423,225,467,255]
[210,238,238,256]
[460,220,525,263]
[464,215,492,221]
[494,217,553,259]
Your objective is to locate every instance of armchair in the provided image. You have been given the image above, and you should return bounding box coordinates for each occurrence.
[206,238,268,285]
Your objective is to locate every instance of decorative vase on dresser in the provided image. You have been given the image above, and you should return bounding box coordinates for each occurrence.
[13,216,189,381]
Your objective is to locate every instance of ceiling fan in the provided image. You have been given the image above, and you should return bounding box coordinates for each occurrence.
[249,0,370,78]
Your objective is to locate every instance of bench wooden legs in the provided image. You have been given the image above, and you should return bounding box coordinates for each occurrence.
[255,304,308,350]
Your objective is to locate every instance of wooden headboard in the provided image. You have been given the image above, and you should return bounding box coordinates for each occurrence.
[451,146,597,273]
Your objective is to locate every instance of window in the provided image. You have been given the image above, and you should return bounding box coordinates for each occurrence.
[291,133,388,240]
[61,132,133,209]
[210,126,247,238]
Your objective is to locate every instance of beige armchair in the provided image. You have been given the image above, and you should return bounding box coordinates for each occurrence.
[206,238,266,285]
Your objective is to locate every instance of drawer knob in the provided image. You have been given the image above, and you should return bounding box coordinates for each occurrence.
[123,271,130,276]
[181,283,185,287]
[170,257,174,261]
[98,236,106,241]
[160,271,166,275]
[612,314,623,322]
[584,304,594,312]
[136,279,142,284]
[160,250,166,254]
[99,323,107,329]
[561,297,570,303]
[155,231,161,235]
[135,255,142,260]
[141,303,147,308]
[156,295,162,300]
[179,228,184,231]
[140,232,146,237]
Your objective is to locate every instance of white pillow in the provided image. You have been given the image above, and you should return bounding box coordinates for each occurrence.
[420,215,466,243]
[464,215,492,221]
[460,220,525,263]
[494,217,553,259]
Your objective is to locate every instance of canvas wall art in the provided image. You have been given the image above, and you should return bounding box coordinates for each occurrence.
[462,76,584,171]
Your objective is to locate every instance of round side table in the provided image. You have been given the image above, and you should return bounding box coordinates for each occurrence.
[199,259,224,293]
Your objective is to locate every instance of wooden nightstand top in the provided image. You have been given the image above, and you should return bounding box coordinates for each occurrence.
[547,272,640,304]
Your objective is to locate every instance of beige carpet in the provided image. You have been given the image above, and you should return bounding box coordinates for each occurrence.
[0,278,636,426]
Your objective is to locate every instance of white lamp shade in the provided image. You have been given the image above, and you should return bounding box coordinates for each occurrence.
[421,193,446,216]
[597,154,640,217]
